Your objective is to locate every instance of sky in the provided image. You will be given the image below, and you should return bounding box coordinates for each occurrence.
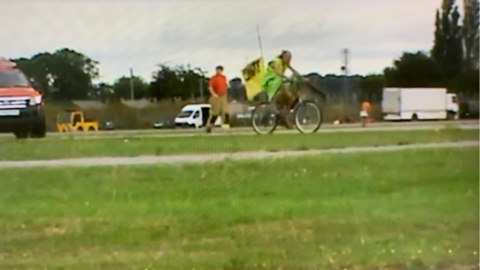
[1,0,462,83]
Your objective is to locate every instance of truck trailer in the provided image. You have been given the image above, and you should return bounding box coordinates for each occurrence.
[382,88,459,121]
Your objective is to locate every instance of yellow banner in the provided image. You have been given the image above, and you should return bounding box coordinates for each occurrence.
[242,57,265,101]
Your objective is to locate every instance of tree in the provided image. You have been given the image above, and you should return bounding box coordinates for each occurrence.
[452,67,480,94]
[13,53,54,96]
[113,76,149,100]
[149,64,209,101]
[431,0,464,79]
[150,64,182,100]
[89,82,115,104]
[360,74,384,102]
[48,48,99,100]
[12,48,99,100]
[473,2,480,70]
[384,52,444,87]
[432,10,445,65]
[463,0,480,69]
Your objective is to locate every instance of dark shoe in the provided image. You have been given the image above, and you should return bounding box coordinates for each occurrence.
[206,126,212,133]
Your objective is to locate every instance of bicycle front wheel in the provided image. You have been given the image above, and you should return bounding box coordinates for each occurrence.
[251,103,278,135]
[293,100,323,133]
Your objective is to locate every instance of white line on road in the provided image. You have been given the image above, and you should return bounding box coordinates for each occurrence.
[0,141,477,169]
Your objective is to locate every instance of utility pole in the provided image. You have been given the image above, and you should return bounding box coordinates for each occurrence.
[129,68,134,101]
[342,48,349,103]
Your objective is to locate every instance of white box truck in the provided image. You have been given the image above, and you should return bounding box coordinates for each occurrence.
[382,88,459,121]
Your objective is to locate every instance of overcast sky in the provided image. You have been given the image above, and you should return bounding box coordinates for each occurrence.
[1,0,460,83]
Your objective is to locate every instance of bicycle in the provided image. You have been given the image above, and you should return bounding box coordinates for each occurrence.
[251,77,323,134]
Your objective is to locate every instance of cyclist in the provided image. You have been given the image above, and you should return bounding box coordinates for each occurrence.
[262,50,305,128]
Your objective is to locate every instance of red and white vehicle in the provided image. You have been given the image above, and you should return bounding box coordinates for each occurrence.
[0,58,46,139]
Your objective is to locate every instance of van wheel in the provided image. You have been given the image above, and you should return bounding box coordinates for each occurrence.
[411,114,418,121]
[77,127,84,132]
[88,127,95,131]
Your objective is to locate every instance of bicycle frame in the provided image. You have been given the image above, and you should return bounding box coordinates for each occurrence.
[280,77,309,109]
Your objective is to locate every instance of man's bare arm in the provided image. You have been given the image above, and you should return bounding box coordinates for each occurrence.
[288,65,302,77]
[209,86,218,98]
[288,65,309,82]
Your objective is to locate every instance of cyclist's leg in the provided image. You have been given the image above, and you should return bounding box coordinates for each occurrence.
[271,87,294,129]
[265,77,283,109]
[260,80,285,127]
[272,87,288,109]
[265,81,281,103]
[278,88,297,109]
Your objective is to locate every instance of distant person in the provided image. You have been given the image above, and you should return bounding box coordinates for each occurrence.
[360,101,372,127]
[206,65,230,133]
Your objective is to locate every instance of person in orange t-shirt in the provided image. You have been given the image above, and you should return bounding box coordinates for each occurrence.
[206,65,230,133]
[360,101,372,127]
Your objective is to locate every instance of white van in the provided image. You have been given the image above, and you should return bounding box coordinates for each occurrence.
[174,104,222,128]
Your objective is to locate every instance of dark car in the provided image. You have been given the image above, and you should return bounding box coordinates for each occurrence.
[460,99,479,119]
[100,120,116,130]
[153,117,175,129]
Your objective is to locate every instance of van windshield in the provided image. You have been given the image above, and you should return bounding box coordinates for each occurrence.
[0,70,31,88]
[177,110,194,118]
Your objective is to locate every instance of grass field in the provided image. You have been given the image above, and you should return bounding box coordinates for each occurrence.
[0,129,477,161]
[0,147,478,270]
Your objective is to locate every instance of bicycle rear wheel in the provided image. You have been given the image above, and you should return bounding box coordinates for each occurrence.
[252,103,278,134]
[293,100,323,133]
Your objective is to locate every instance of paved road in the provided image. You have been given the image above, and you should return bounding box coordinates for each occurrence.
[48,119,480,137]
[0,120,476,140]
[52,124,479,140]
[0,141,477,169]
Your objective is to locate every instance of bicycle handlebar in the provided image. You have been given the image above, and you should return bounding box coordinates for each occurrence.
[278,75,327,102]
[282,76,309,84]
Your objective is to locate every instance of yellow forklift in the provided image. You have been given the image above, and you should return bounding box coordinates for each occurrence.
[56,109,99,132]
